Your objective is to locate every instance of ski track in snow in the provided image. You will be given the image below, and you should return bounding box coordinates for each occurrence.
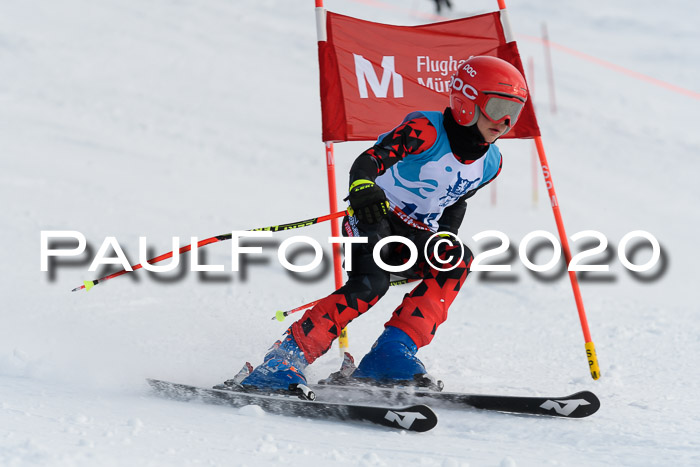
[1,0,699,465]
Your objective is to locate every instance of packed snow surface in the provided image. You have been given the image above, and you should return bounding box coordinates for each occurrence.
[2,0,699,465]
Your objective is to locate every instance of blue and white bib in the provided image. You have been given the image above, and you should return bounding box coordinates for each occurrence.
[375,111,501,231]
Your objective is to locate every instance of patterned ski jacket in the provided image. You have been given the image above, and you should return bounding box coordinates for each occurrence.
[349,108,502,233]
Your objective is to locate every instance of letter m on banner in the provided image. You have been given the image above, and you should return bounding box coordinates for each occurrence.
[317,10,540,142]
[354,54,404,99]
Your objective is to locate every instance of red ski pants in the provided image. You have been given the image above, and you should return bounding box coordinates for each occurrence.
[291,216,472,363]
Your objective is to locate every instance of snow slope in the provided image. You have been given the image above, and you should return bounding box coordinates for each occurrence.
[1,0,699,465]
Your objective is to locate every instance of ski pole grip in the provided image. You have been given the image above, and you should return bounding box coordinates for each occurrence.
[585,341,601,380]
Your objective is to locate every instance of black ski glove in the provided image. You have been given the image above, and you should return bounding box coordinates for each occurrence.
[348,179,389,224]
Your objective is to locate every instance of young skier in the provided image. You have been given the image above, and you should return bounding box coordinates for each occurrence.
[220,56,529,392]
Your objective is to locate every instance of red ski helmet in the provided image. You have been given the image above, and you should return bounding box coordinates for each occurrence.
[449,56,528,131]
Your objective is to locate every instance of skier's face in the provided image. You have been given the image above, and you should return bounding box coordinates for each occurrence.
[476,111,508,143]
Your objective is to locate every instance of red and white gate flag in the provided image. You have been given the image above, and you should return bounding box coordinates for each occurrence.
[318,11,540,142]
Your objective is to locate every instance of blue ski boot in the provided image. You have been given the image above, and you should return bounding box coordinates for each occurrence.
[351,326,443,390]
[219,331,311,397]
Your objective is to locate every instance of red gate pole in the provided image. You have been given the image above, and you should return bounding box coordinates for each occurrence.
[323,141,343,290]
[316,1,349,354]
[497,0,600,380]
[527,56,539,207]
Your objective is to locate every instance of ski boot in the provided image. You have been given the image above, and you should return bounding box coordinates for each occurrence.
[349,326,443,390]
[215,331,315,400]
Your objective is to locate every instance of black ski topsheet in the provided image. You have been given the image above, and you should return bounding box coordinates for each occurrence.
[311,384,600,418]
[146,379,438,432]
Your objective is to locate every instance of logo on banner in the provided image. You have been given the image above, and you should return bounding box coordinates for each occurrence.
[416,56,469,93]
[353,54,404,99]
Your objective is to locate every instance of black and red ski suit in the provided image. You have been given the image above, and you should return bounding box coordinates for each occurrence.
[290,108,502,363]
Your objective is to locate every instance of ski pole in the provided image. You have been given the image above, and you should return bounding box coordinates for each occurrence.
[72,210,348,292]
[272,278,418,321]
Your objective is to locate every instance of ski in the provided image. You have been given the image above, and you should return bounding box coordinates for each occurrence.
[311,384,600,418]
[146,379,438,432]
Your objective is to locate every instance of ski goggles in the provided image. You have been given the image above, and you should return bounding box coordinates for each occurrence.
[476,93,525,126]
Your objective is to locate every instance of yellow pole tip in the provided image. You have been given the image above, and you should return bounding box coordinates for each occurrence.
[585,342,601,380]
[83,280,95,291]
[275,310,286,322]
